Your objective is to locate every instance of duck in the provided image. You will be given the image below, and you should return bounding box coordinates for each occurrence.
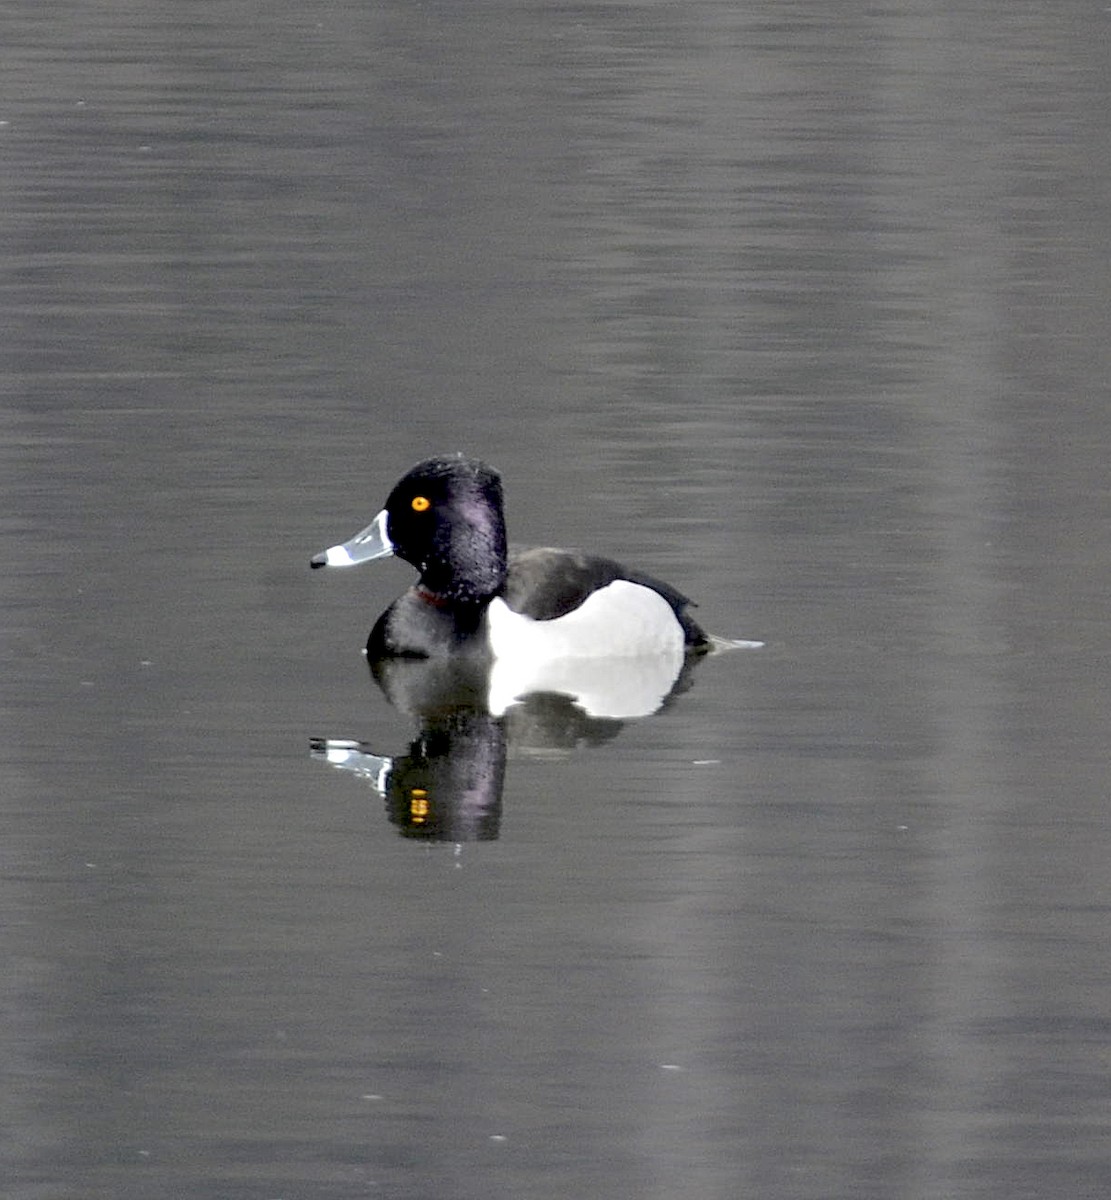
[310,453,712,664]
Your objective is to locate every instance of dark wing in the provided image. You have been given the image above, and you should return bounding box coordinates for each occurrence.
[503,547,709,649]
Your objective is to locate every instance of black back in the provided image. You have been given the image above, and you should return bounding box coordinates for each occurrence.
[504,547,709,648]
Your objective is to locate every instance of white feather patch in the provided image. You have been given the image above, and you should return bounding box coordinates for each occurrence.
[487,580,685,660]
[484,581,686,718]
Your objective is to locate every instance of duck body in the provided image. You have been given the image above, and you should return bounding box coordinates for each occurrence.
[312,454,709,661]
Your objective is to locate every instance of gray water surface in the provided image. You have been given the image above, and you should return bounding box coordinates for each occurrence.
[4,3,1111,1198]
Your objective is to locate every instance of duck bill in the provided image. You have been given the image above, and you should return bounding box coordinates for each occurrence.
[310,509,393,568]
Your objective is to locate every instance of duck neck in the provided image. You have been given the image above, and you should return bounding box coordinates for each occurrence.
[420,514,507,605]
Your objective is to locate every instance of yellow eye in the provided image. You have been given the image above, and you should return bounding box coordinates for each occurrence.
[411,495,431,512]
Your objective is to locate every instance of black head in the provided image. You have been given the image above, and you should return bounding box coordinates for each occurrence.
[383,455,508,601]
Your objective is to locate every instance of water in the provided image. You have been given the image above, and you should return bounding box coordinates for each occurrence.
[4,2,1111,1197]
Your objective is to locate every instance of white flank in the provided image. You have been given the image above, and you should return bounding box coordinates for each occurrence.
[485,581,686,719]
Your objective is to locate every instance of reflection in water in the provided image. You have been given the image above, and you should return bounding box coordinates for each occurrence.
[312,709,505,842]
[311,644,734,840]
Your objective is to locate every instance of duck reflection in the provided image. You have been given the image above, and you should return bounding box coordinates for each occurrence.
[310,647,708,841]
[311,707,505,841]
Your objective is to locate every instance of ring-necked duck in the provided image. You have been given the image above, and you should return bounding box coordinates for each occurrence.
[311,454,711,663]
